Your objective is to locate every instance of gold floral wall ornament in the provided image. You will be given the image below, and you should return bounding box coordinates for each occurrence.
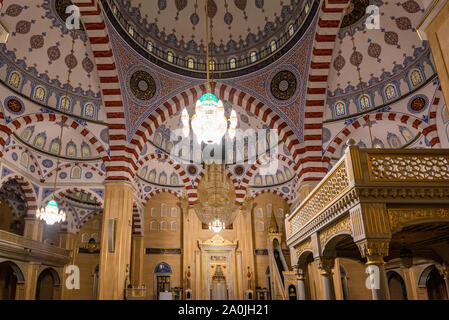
[356,239,390,259]
[319,216,352,249]
[295,238,312,260]
[388,208,449,232]
[367,154,449,182]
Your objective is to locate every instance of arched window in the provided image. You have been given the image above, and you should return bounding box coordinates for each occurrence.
[20,152,29,168]
[160,221,167,230]
[384,84,397,100]
[187,58,195,69]
[8,71,21,88]
[229,58,236,69]
[387,133,401,148]
[128,25,134,36]
[33,133,47,149]
[81,143,91,158]
[304,3,310,13]
[410,69,423,87]
[254,174,262,186]
[171,207,178,217]
[270,40,277,52]
[150,220,158,230]
[159,172,167,185]
[71,166,82,179]
[265,175,274,185]
[167,51,174,63]
[266,204,272,217]
[151,208,157,217]
[83,103,95,118]
[171,221,178,231]
[161,203,167,217]
[288,24,295,37]
[21,126,34,142]
[148,169,156,182]
[276,170,285,183]
[209,59,215,71]
[59,96,71,113]
[334,101,346,117]
[146,41,153,52]
[359,95,371,111]
[49,139,60,154]
[256,208,263,218]
[256,221,264,232]
[154,133,163,147]
[66,141,77,158]
[139,166,148,178]
[284,167,292,178]
[170,173,179,185]
[34,86,46,102]
[250,51,257,63]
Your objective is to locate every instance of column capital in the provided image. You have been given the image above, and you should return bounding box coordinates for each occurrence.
[316,257,335,276]
[356,239,390,261]
[103,179,136,192]
[437,264,449,280]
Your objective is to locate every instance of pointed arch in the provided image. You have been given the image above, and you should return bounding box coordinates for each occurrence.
[0,173,38,217]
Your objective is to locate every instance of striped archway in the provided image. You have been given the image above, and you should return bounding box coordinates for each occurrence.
[323,112,441,162]
[0,173,38,218]
[74,0,132,181]
[300,0,351,183]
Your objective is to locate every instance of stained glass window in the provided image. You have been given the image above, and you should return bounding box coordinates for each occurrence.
[270,40,277,52]
[359,95,371,111]
[49,139,60,154]
[66,142,77,157]
[9,72,21,88]
[209,59,215,71]
[34,134,46,149]
[20,152,28,168]
[288,24,295,37]
[60,96,71,112]
[335,101,346,116]
[384,85,397,100]
[84,103,95,118]
[34,86,46,102]
[229,58,236,69]
[82,144,91,158]
[187,58,194,69]
[410,69,422,86]
[250,51,257,63]
[167,51,174,63]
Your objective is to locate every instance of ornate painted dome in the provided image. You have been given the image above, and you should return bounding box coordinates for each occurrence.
[106,0,317,78]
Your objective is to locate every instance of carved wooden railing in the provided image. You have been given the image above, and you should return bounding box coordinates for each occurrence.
[286,146,449,246]
[125,287,147,300]
[0,230,71,266]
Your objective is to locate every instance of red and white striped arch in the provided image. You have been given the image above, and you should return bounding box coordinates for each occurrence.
[43,163,105,182]
[42,186,104,208]
[143,188,181,205]
[0,173,38,218]
[74,0,132,181]
[3,146,42,178]
[129,83,301,175]
[251,189,291,208]
[137,153,189,186]
[323,112,441,161]
[0,113,109,161]
[428,85,443,129]
[300,0,351,183]
[132,202,143,236]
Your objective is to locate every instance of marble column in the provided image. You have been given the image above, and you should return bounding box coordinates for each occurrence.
[130,235,144,287]
[98,181,134,300]
[316,257,335,300]
[24,262,41,300]
[357,239,390,300]
[297,274,306,300]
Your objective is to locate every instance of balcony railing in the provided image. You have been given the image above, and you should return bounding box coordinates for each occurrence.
[286,145,449,245]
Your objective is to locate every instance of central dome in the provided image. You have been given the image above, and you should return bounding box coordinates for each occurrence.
[107,0,316,78]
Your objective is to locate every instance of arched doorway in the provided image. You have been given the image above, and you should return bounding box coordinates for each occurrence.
[154,262,172,300]
[426,266,448,300]
[387,271,408,300]
[0,261,25,300]
[288,285,297,300]
[35,268,60,300]
[0,180,27,236]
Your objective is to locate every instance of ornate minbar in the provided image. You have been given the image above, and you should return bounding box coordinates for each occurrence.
[286,143,449,299]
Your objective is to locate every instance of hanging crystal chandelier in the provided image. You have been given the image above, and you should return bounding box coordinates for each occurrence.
[209,217,226,233]
[193,163,240,233]
[36,199,66,225]
[181,0,237,144]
